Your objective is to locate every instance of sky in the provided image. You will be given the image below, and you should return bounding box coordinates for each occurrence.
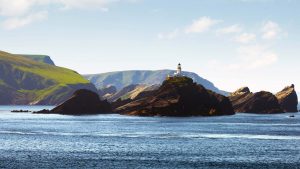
[0,0,299,93]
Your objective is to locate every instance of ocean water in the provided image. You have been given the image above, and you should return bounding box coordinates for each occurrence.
[0,106,299,169]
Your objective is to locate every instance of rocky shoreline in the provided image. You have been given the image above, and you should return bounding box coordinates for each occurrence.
[31,76,299,116]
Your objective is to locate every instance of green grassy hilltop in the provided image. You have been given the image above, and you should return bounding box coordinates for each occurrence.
[0,51,96,105]
[19,54,55,65]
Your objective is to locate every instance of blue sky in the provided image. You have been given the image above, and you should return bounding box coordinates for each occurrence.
[0,0,299,93]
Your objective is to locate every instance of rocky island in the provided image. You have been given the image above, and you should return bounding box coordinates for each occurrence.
[35,89,112,115]
[229,87,283,114]
[114,75,235,117]
[229,85,299,114]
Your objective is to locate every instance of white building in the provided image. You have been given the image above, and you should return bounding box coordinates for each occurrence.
[174,63,182,76]
[166,63,183,80]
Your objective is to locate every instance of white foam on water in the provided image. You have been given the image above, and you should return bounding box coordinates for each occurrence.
[1,129,300,140]
[189,133,300,140]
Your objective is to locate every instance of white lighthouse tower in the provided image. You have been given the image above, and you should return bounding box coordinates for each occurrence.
[174,63,182,76]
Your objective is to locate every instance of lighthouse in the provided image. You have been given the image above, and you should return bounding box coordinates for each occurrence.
[174,63,182,76]
[166,63,183,80]
[177,63,182,75]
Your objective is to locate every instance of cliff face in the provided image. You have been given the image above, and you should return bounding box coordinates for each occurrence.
[115,76,234,117]
[275,84,298,112]
[98,85,117,98]
[35,89,112,115]
[107,84,139,102]
[229,87,283,114]
[20,55,55,65]
[104,84,159,102]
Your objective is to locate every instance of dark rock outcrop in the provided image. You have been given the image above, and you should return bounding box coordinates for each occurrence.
[98,85,117,98]
[111,85,159,109]
[11,110,31,113]
[35,89,112,115]
[275,84,298,112]
[108,84,139,102]
[229,87,283,114]
[115,76,234,117]
[107,84,159,103]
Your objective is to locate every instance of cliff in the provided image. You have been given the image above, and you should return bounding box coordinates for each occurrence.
[20,55,55,65]
[229,87,283,114]
[275,84,298,112]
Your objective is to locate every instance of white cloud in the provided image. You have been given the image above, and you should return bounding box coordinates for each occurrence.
[157,16,221,39]
[235,33,256,43]
[261,21,281,40]
[158,29,179,40]
[185,16,221,34]
[0,0,35,16]
[0,0,128,29]
[2,11,48,30]
[0,0,119,16]
[224,45,278,70]
[216,24,242,34]
[57,0,117,11]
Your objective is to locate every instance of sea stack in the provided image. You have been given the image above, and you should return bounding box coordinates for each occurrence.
[276,84,298,112]
[229,87,283,114]
[35,89,112,115]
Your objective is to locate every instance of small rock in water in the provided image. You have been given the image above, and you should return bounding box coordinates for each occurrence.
[11,110,31,113]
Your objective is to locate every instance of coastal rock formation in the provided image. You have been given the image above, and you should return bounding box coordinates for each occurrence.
[111,85,159,109]
[229,87,283,114]
[108,84,139,102]
[98,85,117,98]
[275,84,298,112]
[115,76,234,117]
[108,84,159,102]
[230,87,250,97]
[35,89,112,115]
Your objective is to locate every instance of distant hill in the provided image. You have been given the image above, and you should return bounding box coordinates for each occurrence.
[0,51,96,105]
[84,70,227,95]
[20,55,55,65]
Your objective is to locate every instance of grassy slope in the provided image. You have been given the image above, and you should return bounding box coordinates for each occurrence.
[0,51,90,104]
[20,55,55,65]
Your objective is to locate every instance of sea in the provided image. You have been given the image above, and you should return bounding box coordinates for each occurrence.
[0,106,299,169]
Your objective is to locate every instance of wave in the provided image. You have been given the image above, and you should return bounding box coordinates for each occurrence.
[185,134,300,140]
[1,130,299,140]
[186,122,300,126]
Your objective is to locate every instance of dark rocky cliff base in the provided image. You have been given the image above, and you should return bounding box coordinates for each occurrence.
[276,84,298,112]
[35,89,112,115]
[229,87,283,114]
[115,76,234,117]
